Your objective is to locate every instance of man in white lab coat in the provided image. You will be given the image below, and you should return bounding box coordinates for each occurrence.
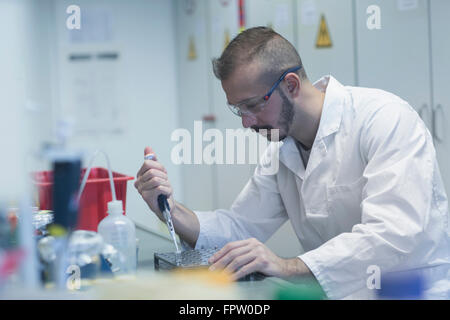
[135,27,449,299]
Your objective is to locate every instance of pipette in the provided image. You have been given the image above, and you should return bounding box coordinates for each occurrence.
[144,154,180,253]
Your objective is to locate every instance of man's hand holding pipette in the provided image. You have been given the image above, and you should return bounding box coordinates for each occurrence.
[135,147,175,222]
[134,147,200,249]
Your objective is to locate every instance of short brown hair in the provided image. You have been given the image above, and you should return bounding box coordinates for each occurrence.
[212,27,307,84]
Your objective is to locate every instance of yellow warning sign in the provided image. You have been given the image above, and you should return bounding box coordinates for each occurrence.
[223,29,230,51]
[188,36,197,60]
[316,14,332,48]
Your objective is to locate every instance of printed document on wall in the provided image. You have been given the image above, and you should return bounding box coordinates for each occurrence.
[62,54,125,136]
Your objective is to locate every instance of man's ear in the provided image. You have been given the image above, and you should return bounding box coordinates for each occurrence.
[284,73,301,97]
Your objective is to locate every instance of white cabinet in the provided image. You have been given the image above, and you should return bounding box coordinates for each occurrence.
[355,0,450,195]
[207,0,259,209]
[430,0,450,196]
[296,0,357,85]
[175,0,216,210]
[243,0,304,255]
[355,0,432,126]
[208,0,307,211]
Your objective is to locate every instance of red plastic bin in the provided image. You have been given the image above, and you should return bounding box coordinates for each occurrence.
[33,167,134,231]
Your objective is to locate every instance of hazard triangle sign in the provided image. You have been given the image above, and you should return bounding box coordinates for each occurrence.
[188,36,197,60]
[223,29,230,51]
[316,14,332,48]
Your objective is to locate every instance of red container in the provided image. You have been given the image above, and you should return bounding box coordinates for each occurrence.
[33,167,134,231]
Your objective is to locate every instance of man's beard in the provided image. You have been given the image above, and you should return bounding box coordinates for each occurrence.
[251,89,294,142]
[277,89,295,140]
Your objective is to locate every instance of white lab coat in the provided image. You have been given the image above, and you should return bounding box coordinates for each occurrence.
[192,76,450,299]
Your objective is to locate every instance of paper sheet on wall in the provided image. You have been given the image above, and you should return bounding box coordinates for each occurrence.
[62,54,124,135]
[300,0,318,26]
[397,0,419,11]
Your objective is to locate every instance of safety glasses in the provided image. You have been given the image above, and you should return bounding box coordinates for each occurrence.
[227,65,302,117]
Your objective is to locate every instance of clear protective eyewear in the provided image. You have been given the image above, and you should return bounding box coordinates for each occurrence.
[227,66,302,117]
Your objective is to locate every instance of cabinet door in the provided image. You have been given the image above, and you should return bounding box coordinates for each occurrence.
[176,0,215,210]
[207,0,257,209]
[355,0,432,128]
[246,0,296,43]
[241,0,303,255]
[430,0,450,196]
[296,0,356,85]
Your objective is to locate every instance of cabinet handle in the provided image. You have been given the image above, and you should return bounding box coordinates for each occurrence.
[432,104,444,143]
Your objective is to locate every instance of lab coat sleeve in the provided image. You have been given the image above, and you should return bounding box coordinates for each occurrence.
[299,102,439,299]
[193,143,288,250]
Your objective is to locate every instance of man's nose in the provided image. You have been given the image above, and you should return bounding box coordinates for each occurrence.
[241,114,257,128]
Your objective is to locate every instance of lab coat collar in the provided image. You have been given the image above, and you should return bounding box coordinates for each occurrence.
[279,136,305,179]
[313,75,345,141]
[279,75,346,179]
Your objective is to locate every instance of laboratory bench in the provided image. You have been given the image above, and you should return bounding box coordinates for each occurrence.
[137,258,294,300]
[0,258,295,300]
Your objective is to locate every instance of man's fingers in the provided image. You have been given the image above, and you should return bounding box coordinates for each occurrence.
[137,159,166,178]
[140,186,172,201]
[223,251,257,274]
[144,160,166,173]
[209,239,252,264]
[210,245,252,271]
[137,163,147,178]
[153,185,173,200]
[140,177,171,191]
[231,259,262,281]
[140,168,168,183]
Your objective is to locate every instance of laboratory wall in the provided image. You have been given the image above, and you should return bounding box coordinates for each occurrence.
[2,0,184,243]
[3,0,450,261]
[51,0,183,236]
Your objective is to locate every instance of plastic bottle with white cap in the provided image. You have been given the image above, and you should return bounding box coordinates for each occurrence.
[97,200,136,275]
